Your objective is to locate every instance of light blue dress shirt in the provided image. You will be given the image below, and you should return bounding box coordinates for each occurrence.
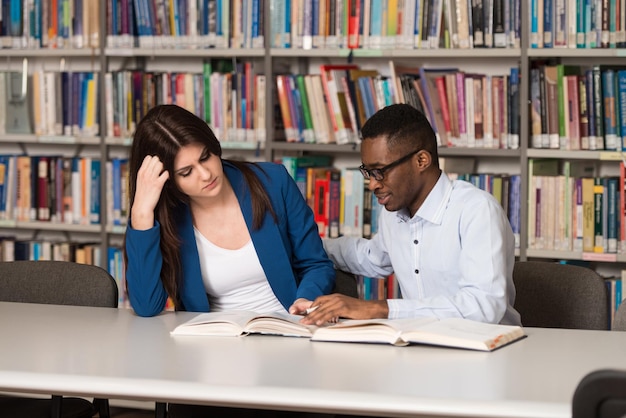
[323,172,521,326]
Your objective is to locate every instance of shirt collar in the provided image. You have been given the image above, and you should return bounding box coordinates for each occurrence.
[395,171,452,225]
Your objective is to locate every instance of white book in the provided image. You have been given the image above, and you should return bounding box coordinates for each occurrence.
[172,311,526,352]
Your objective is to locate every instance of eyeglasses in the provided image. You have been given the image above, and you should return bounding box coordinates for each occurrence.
[359,149,422,181]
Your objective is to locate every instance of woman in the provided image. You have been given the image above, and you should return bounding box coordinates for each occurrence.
[124,104,335,318]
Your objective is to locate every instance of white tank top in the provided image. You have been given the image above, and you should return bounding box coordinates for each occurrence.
[193,227,285,313]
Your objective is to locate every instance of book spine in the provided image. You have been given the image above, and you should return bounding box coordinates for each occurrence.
[602,69,618,151]
[594,177,604,253]
[579,74,590,150]
[607,176,618,253]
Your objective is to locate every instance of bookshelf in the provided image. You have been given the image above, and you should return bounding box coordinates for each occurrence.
[1,0,626,308]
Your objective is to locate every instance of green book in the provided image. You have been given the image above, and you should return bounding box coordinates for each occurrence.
[295,75,315,143]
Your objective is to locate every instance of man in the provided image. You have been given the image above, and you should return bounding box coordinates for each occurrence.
[299,104,521,326]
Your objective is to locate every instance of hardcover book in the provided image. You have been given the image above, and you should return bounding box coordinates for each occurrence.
[171,311,526,351]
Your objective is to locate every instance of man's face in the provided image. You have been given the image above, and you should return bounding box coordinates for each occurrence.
[360,136,423,215]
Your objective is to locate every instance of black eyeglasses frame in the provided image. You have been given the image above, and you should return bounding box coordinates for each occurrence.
[358,149,422,181]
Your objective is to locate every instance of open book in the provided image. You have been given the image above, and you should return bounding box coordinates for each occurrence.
[171,311,525,351]
[170,310,318,338]
[311,317,525,351]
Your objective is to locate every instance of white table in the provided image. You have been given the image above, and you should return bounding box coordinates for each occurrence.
[1,301,625,418]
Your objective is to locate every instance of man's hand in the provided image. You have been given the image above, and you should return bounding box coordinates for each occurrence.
[300,294,389,326]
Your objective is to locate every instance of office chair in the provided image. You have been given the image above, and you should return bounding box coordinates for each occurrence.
[612,303,626,331]
[333,269,359,298]
[0,260,119,418]
[572,369,626,418]
[512,261,609,330]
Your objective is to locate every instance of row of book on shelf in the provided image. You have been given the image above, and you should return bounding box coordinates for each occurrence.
[2,0,264,50]
[5,0,523,51]
[0,60,521,149]
[0,0,100,49]
[105,61,266,142]
[279,155,521,246]
[530,0,626,49]
[528,159,626,256]
[277,62,521,148]
[271,0,521,50]
[0,155,129,226]
[0,237,127,304]
[530,63,626,151]
[0,60,267,144]
[109,0,265,49]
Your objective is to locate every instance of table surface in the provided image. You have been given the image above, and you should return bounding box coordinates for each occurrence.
[1,301,625,418]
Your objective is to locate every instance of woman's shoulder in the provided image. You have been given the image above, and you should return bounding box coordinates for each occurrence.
[254,161,288,174]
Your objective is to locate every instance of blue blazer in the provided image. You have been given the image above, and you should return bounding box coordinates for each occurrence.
[125,161,335,317]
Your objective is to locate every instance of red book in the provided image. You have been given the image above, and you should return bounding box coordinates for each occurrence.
[314,177,329,238]
[435,76,453,146]
[347,0,361,49]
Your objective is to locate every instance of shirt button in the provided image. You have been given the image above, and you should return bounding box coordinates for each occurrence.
[413,239,418,244]
[415,269,419,274]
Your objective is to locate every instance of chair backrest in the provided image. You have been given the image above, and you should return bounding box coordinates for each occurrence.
[572,369,626,418]
[612,303,626,331]
[513,261,609,330]
[0,261,118,308]
[333,269,359,298]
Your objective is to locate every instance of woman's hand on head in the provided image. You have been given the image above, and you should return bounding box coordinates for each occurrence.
[131,155,170,230]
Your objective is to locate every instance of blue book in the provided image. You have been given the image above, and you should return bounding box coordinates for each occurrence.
[602,69,618,150]
[216,0,223,39]
[112,158,123,225]
[90,159,101,225]
[251,0,260,42]
[369,0,382,47]
[585,69,597,149]
[617,70,626,150]
[508,174,521,248]
[284,0,291,48]
[576,0,586,48]
[357,76,375,119]
[309,0,318,48]
[132,0,146,37]
[286,75,304,142]
[607,177,618,253]
[543,0,553,48]
[32,0,42,47]
[0,155,7,218]
[9,0,22,38]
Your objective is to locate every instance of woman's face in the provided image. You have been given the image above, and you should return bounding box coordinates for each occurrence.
[173,143,225,201]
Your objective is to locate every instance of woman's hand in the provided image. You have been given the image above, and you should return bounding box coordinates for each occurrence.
[131,155,170,230]
[288,298,313,316]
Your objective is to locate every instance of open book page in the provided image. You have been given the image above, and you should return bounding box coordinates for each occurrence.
[170,310,318,338]
[311,317,525,351]
[311,317,439,346]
